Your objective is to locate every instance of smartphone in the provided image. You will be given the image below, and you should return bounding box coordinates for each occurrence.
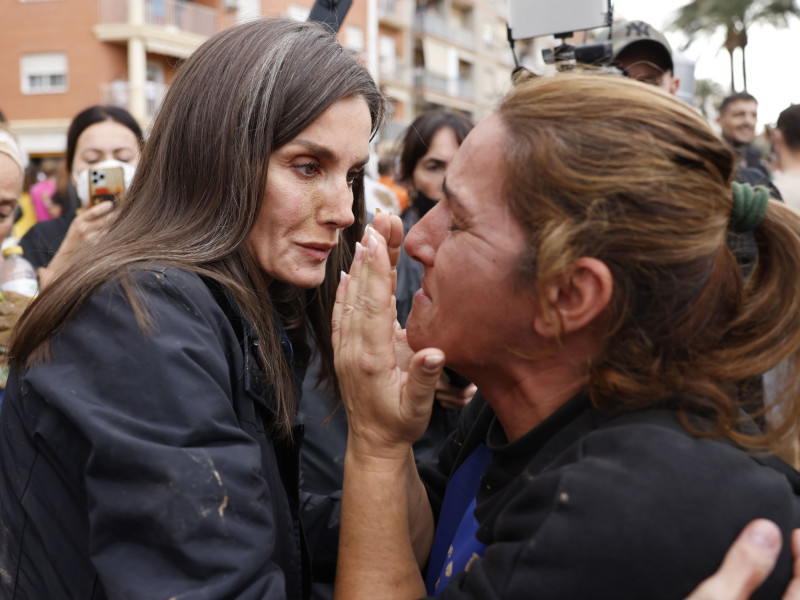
[89,166,125,206]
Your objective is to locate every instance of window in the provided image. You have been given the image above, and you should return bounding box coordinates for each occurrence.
[20,53,68,94]
[345,25,364,53]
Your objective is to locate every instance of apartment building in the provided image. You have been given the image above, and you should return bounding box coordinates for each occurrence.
[2,0,515,159]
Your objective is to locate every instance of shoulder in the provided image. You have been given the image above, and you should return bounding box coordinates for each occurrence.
[61,265,234,353]
[483,412,800,598]
[546,412,796,510]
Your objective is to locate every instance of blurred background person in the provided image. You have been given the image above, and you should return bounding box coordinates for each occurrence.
[29,157,66,222]
[378,154,410,213]
[19,105,143,288]
[0,124,31,406]
[773,104,800,210]
[607,19,680,95]
[717,92,771,179]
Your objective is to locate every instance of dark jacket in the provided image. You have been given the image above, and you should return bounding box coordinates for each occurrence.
[18,210,76,269]
[419,391,800,599]
[0,266,338,599]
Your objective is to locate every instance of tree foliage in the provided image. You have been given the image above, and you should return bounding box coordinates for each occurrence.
[670,0,800,92]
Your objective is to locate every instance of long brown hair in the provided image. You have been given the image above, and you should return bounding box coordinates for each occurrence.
[10,18,386,439]
[498,73,800,454]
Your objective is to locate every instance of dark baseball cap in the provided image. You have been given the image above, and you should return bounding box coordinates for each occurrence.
[605,20,674,72]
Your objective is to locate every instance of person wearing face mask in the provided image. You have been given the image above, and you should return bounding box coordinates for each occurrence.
[19,105,143,289]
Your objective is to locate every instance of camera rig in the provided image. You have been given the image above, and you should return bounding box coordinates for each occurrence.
[507,0,616,76]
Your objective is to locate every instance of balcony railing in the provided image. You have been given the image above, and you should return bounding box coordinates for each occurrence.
[414,11,474,48]
[101,80,169,119]
[378,0,410,25]
[98,0,217,37]
[413,68,474,100]
[379,60,411,83]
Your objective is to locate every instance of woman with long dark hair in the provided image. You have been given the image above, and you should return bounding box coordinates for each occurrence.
[0,18,384,599]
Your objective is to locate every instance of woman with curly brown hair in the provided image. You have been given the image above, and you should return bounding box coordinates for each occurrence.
[333,73,800,599]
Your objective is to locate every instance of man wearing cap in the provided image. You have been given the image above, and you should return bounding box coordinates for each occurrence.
[607,20,680,96]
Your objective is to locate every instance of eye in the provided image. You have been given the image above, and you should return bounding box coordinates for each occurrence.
[295,162,320,177]
[346,168,363,187]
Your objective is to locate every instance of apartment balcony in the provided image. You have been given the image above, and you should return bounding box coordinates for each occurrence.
[378,60,412,86]
[101,80,168,119]
[414,11,474,49]
[95,0,217,58]
[413,68,474,101]
[378,0,411,28]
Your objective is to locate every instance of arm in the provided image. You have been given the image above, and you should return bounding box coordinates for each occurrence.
[332,224,441,599]
[37,202,115,289]
[39,269,290,598]
[686,520,800,600]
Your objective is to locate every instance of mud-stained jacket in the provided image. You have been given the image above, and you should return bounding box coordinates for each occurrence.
[0,266,338,599]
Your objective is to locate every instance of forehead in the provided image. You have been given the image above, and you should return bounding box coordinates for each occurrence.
[419,127,460,161]
[0,154,23,195]
[293,96,371,150]
[723,100,757,116]
[447,114,508,208]
[76,121,139,150]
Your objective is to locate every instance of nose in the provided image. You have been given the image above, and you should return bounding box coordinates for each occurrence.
[321,178,355,229]
[404,201,447,266]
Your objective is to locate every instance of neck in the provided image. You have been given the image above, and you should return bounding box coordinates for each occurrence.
[465,342,591,442]
[778,149,800,173]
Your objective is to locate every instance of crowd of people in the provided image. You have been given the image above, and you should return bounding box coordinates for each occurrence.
[1,13,800,600]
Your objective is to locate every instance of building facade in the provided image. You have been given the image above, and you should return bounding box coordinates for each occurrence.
[2,0,515,158]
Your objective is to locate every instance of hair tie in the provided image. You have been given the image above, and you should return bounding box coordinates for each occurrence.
[730,181,770,233]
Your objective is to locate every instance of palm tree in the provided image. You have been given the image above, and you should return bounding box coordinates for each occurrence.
[693,78,725,118]
[671,0,800,92]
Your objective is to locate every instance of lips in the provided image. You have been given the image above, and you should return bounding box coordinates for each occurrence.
[299,242,337,261]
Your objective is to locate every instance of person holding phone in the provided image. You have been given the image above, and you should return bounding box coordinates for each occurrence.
[19,105,143,288]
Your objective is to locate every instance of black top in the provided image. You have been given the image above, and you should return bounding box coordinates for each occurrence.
[0,266,337,599]
[418,391,800,599]
[19,210,76,269]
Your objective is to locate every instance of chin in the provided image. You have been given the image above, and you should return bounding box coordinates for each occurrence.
[405,313,432,353]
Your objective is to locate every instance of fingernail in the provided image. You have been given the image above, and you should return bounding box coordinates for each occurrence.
[746,520,781,549]
[354,242,364,261]
[367,230,378,256]
[375,207,382,213]
[339,271,349,291]
[423,355,444,371]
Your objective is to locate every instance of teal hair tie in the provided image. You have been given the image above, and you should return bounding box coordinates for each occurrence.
[730,181,770,233]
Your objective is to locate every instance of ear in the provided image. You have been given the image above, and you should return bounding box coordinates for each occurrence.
[669,75,681,96]
[534,257,613,339]
[772,128,784,148]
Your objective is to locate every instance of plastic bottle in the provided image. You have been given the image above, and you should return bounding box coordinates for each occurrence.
[0,246,39,297]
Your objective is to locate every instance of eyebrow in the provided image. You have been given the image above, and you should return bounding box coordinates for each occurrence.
[441,178,464,211]
[291,138,370,169]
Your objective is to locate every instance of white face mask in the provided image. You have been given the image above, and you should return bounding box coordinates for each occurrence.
[72,159,136,208]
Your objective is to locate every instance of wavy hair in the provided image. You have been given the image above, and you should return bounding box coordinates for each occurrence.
[498,73,800,454]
